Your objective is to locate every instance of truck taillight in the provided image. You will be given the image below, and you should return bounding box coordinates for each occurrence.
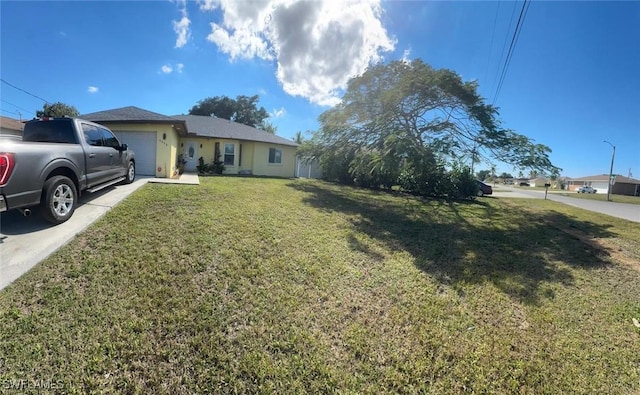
[0,153,15,186]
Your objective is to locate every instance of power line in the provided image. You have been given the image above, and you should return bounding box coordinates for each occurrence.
[492,0,531,105]
[483,1,501,85]
[490,1,518,99]
[0,108,21,116]
[0,99,35,116]
[0,78,50,104]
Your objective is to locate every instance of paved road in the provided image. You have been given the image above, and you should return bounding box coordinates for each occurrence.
[492,186,640,223]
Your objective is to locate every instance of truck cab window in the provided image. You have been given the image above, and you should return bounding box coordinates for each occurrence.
[100,128,120,148]
[82,124,103,147]
[23,119,78,144]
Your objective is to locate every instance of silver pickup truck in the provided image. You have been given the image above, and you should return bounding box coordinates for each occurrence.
[0,117,136,224]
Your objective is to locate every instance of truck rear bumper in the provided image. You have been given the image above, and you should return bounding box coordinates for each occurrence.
[0,189,41,212]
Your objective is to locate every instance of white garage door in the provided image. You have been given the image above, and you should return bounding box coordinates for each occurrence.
[115,131,157,176]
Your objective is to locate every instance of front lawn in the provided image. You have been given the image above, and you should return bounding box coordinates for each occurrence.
[1,178,639,393]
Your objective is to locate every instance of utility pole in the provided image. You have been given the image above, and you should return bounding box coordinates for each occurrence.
[604,140,616,202]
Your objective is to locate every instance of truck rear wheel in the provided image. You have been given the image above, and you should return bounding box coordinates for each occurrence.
[41,176,77,224]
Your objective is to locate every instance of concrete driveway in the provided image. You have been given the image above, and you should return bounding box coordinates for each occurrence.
[0,174,199,290]
[491,186,640,223]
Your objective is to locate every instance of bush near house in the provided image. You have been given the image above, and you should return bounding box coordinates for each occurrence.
[196,156,224,175]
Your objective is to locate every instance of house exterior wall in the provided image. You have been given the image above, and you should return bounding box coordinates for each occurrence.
[219,139,240,174]
[612,182,640,196]
[590,182,610,193]
[184,138,215,165]
[567,180,611,194]
[239,142,254,172]
[106,123,179,178]
[251,142,296,177]
[177,138,295,177]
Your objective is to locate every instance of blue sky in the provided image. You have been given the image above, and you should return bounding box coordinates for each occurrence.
[1,0,638,178]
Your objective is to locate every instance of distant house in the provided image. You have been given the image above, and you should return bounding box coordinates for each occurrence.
[528,177,550,187]
[566,174,640,196]
[82,106,299,178]
[0,116,24,136]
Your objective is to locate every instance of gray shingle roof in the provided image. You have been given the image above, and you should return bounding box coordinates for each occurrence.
[569,174,640,183]
[81,106,178,122]
[172,115,299,147]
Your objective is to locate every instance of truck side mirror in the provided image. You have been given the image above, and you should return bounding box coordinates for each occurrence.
[120,144,128,151]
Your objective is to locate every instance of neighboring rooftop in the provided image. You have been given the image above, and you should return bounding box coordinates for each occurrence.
[568,174,640,183]
[172,114,298,147]
[0,116,25,132]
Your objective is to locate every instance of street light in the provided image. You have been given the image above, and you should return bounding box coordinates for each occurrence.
[603,140,616,202]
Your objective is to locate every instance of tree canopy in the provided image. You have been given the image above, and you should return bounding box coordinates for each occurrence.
[36,102,79,118]
[301,59,560,197]
[188,94,270,129]
[476,170,491,181]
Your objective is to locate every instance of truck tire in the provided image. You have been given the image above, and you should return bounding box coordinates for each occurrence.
[123,161,135,184]
[41,176,77,224]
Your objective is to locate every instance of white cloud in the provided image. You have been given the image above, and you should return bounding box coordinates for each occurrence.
[198,0,220,11]
[160,63,185,74]
[88,86,99,94]
[270,107,286,118]
[401,48,412,63]
[201,0,395,106]
[173,0,191,48]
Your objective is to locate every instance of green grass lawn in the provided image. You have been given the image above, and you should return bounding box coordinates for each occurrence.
[1,178,639,393]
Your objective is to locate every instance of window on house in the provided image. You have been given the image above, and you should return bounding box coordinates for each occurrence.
[268,148,282,164]
[224,143,235,165]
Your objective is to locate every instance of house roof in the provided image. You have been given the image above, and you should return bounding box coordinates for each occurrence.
[568,174,640,183]
[0,116,25,131]
[81,106,187,135]
[82,106,176,122]
[172,115,299,147]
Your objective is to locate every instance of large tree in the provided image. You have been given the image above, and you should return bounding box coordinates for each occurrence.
[306,59,559,195]
[189,94,269,129]
[36,102,79,118]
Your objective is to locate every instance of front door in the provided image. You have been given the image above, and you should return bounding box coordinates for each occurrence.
[184,141,198,171]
